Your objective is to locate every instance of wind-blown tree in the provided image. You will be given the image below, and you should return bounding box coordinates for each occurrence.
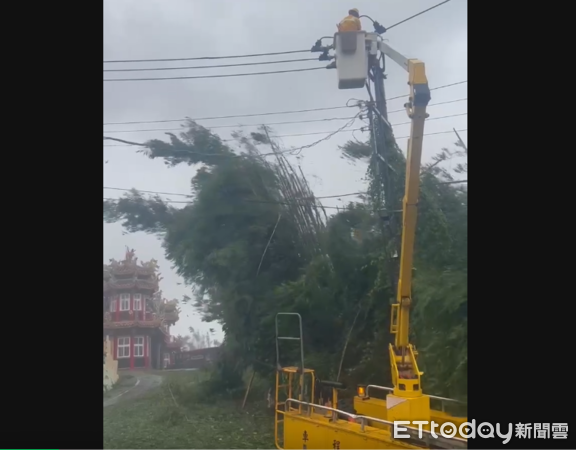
[103,121,467,400]
[104,121,326,376]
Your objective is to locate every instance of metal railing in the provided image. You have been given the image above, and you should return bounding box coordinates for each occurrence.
[279,398,467,449]
[366,384,466,413]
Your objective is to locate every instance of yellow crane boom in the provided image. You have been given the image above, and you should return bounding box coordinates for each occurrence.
[383,44,431,403]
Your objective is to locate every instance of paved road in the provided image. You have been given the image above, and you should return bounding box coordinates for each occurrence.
[104,372,163,408]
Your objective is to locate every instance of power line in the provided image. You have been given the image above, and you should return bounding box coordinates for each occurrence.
[104,49,311,64]
[104,66,324,82]
[261,128,363,141]
[103,178,466,209]
[103,97,467,127]
[104,58,319,73]
[105,114,361,156]
[104,130,363,147]
[386,0,453,30]
[104,105,351,126]
[285,114,360,155]
[103,70,469,85]
[104,127,467,148]
[104,186,365,200]
[102,98,468,133]
[105,116,358,134]
[103,80,468,126]
[102,111,467,134]
[103,196,365,210]
[104,179,465,206]
[222,127,467,144]
[105,187,190,198]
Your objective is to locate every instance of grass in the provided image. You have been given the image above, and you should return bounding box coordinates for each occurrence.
[104,374,137,399]
[104,370,275,449]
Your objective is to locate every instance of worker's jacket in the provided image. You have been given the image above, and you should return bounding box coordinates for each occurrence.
[337,15,362,32]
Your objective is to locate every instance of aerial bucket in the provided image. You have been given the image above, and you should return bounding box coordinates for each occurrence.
[334,31,368,89]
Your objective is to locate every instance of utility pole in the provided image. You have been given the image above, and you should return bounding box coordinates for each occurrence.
[366,43,400,301]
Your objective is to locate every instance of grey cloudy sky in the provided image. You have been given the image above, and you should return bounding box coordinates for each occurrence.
[103,0,467,341]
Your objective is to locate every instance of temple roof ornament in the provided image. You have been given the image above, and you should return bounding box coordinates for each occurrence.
[104,249,161,279]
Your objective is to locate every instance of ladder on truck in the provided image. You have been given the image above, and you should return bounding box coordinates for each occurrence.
[274,313,316,449]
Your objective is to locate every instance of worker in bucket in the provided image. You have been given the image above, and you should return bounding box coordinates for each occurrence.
[327,8,362,69]
[337,8,362,32]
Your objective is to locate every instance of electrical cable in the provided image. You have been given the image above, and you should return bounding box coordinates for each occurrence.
[104,128,467,147]
[128,128,344,156]
[104,105,352,126]
[104,116,361,134]
[386,0,453,31]
[104,58,320,72]
[103,83,466,126]
[104,186,366,200]
[104,67,324,82]
[103,197,360,210]
[105,113,361,157]
[102,112,466,134]
[104,49,312,64]
[289,114,360,155]
[103,179,466,207]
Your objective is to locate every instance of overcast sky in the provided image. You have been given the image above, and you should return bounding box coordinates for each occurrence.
[103,0,467,341]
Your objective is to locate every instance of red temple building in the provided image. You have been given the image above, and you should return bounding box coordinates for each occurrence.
[103,248,181,370]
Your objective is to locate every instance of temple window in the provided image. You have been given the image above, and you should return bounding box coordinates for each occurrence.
[120,293,130,311]
[117,337,130,358]
[133,293,142,311]
[134,336,144,357]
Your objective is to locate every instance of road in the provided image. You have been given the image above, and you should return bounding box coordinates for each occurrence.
[104,372,163,408]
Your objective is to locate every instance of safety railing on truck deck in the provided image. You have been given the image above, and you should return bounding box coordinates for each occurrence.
[277,398,467,450]
[366,384,466,414]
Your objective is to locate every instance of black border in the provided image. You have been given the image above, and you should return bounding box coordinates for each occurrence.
[468,4,574,449]
[3,1,103,449]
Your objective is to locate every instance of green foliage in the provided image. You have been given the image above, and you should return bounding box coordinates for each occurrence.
[104,373,275,449]
[413,268,467,400]
[165,354,245,404]
[103,120,467,401]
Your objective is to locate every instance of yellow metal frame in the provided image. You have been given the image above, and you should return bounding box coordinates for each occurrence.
[274,375,466,449]
[274,368,467,449]
[274,365,423,450]
[274,366,316,449]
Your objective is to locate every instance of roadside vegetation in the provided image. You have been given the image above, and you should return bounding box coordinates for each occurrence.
[104,370,274,449]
